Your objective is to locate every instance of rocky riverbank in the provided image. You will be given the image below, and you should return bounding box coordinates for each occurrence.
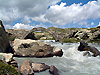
[0,20,63,75]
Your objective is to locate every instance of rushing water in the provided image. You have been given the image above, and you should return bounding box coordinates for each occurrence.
[14,40,100,75]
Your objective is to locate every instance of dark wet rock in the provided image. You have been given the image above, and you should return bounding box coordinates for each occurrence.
[86,46,100,57]
[0,20,10,52]
[78,40,100,57]
[29,61,50,72]
[78,40,88,51]
[8,59,18,70]
[83,51,91,57]
[49,65,60,75]
[19,60,34,75]
[13,39,63,57]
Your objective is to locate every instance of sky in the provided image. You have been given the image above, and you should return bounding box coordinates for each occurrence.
[0,0,100,30]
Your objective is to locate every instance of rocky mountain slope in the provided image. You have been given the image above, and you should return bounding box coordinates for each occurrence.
[6,26,100,43]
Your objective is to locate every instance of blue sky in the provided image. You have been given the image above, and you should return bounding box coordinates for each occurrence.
[0,0,100,30]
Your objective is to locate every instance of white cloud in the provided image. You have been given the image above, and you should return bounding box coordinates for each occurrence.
[78,21,88,26]
[5,23,34,30]
[13,23,34,30]
[4,25,13,29]
[32,15,48,23]
[98,22,100,26]
[34,23,47,28]
[42,1,100,25]
[1,0,100,28]
[91,22,94,25]
[4,23,47,30]
[0,8,20,24]
[0,0,61,25]
[22,16,31,24]
[98,0,100,3]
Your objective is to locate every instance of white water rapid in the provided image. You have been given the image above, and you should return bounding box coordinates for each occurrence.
[14,40,100,75]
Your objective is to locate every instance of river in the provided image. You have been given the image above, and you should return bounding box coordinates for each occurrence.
[14,40,100,75]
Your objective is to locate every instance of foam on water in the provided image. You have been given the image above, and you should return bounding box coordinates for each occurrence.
[14,41,100,75]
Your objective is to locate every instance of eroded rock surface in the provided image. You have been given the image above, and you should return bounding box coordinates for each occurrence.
[78,40,100,57]
[19,60,34,75]
[49,65,60,75]
[13,39,63,57]
[0,20,10,52]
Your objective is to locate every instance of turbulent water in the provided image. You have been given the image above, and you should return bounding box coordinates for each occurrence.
[14,40,100,75]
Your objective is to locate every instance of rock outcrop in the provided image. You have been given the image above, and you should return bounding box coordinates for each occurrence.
[0,20,10,52]
[29,61,50,72]
[49,65,60,75]
[78,40,100,57]
[19,60,34,75]
[6,26,100,43]
[0,53,13,62]
[12,39,63,57]
[20,60,61,75]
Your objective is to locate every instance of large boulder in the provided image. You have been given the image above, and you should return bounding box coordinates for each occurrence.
[78,40,88,51]
[49,65,60,75]
[0,20,10,52]
[0,53,13,62]
[12,39,63,57]
[29,61,50,72]
[78,40,100,57]
[19,60,34,75]
[20,60,51,75]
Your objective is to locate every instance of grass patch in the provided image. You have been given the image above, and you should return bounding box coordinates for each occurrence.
[88,39,100,43]
[8,36,15,41]
[47,26,67,33]
[87,27,100,32]
[0,60,20,75]
[60,38,80,43]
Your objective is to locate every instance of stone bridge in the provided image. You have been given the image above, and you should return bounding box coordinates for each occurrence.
[24,27,59,42]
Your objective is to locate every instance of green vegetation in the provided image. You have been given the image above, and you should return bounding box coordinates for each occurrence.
[68,28,77,30]
[60,38,80,43]
[88,39,100,43]
[46,37,55,40]
[0,60,20,75]
[35,35,45,39]
[8,36,15,41]
[47,26,67,33]
[87,27,100,32]
[35,31,43,33]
